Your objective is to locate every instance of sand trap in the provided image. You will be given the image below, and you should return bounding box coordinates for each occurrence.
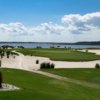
[1,50,100,71]
[0,83,20,91]
[88,50,100,55]
[78,49,100,55]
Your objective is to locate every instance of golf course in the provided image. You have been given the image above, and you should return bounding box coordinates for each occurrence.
[0,48,100,100]
[0,0,100,99]
[0,68,100,100]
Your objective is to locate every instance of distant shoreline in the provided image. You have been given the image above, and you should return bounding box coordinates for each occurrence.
[0,41,100,45]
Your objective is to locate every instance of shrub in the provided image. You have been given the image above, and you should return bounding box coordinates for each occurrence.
[0,50,4,59]
[46,63,51,68]
[0,71,3,88]
[40,62,55,69]
[40,62,46,69]
[36,60,39,64]
[50,63,55,69]
[95,63,100,68]
[0,60,1,67]
[36,46,42,48]
[50,46,55,48]
[86,50,88,53]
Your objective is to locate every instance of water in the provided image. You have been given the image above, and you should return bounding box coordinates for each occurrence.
[0,42,100,49]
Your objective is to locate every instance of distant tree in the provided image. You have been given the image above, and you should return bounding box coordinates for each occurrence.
[17,46,24,49]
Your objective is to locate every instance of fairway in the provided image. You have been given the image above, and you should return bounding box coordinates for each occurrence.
[42,68,100,84]
[0,68,100,100]
[16,48,100,61]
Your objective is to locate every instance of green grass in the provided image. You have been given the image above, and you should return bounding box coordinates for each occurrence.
[15,48,100,61]
[0,68,100,100]
[42,68,100,84]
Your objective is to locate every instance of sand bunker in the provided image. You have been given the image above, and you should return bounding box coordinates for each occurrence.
[1,50,100,71]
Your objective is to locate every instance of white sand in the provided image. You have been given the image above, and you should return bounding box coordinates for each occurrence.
[78,49,100,55]
[0,83,20,91]
[1,50,100,71]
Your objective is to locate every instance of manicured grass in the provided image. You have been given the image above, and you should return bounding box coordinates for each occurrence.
[16,48,100,61]
[42,68,100,84]
[0,68,100,100]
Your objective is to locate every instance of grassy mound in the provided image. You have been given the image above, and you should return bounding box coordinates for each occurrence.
[0,68,100,100]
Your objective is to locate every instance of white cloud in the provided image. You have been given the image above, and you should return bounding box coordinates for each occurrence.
[0,12,100,42]
[0,22,28,36]
[62,12,100,34]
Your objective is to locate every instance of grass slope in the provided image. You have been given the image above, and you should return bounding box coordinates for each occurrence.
[16,48,100,61]
[42,68,100,84]
[0,68,100,100]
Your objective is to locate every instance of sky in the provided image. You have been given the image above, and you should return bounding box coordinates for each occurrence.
[0,0,100,42]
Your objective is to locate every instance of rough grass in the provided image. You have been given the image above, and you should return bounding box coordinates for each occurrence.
[15,48,100,61]
[42,68,100,84]
[0,68,100,100]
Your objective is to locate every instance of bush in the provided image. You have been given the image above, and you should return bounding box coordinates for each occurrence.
[40,62,55,69]
[0,71,3,88]
[46,63,51,68]
[95,63,100,68]
[40,63,46,69]
[51,63,55,69]
[0,60,1,67]
[86,50,88,53]
[36,46,42,48]
[36,60,39,64]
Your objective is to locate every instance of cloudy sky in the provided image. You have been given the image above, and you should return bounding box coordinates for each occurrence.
[0,0,100,42]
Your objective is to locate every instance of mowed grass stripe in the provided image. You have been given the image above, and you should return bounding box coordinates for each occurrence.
[42,68,100,84]
[34,70,100,90]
